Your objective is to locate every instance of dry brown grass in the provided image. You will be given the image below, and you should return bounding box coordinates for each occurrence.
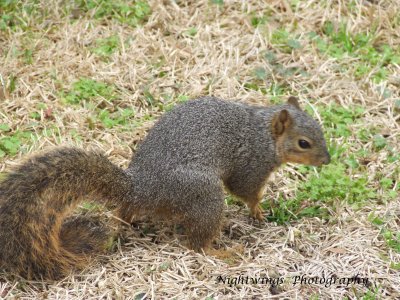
[0,0,399,299]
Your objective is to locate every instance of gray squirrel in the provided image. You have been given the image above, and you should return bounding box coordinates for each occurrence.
[0,96,330,279]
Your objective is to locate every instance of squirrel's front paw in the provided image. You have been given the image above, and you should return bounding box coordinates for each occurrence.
[205,246,244,261]
[250,205,264,221]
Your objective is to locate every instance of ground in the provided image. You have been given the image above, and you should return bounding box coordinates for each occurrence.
[0,0,399,299]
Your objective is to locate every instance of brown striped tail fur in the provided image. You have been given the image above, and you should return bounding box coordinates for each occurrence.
[0,148,133,279]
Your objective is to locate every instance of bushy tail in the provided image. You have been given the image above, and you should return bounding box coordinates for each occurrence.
[0,148,133,279]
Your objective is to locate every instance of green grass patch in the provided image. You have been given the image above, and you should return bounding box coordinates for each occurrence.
[61,78,116,105]
[357,287,383,300]
[390,262,400,271]
[315,104,365,138]
[382,230,400,253]
[265,161,377,224]
[96,107,135,128]
[0,0,151,32]
[315,105,397,183]
[0,130,33,157]
[270,28,302,53]
[225,195,244,207]
[0,124,11,132]
[249,11,270,28]
[92,35,120,58]
[210,0,224,5]
[183,27,198,37]
[298,163,376,204]
[310,22,400,82]
[369,213,400,254]
[74,0,151,27]
[0,0,46,31]
[86,108,155,130]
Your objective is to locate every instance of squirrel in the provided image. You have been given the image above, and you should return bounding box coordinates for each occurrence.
[0,96,330,280]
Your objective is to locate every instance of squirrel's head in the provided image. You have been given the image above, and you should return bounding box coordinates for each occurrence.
[271,96,330,167]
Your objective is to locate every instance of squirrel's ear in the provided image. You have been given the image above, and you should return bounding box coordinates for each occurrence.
[287,96,301,110]
[272,109,292,137]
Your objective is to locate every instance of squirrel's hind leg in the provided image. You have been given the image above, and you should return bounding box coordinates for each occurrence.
[183,199,224,251]
[177,175,225,252]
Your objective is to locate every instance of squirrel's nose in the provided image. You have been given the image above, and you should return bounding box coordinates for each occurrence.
[322,153,331,165]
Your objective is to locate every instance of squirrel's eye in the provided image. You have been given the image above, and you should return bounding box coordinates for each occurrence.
[298,139,311,149]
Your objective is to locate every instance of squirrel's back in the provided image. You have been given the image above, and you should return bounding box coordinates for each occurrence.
[129,97,277,176]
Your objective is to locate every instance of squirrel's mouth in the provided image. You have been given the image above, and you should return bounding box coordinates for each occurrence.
[283,153,331,167]
[313,156,331,166]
